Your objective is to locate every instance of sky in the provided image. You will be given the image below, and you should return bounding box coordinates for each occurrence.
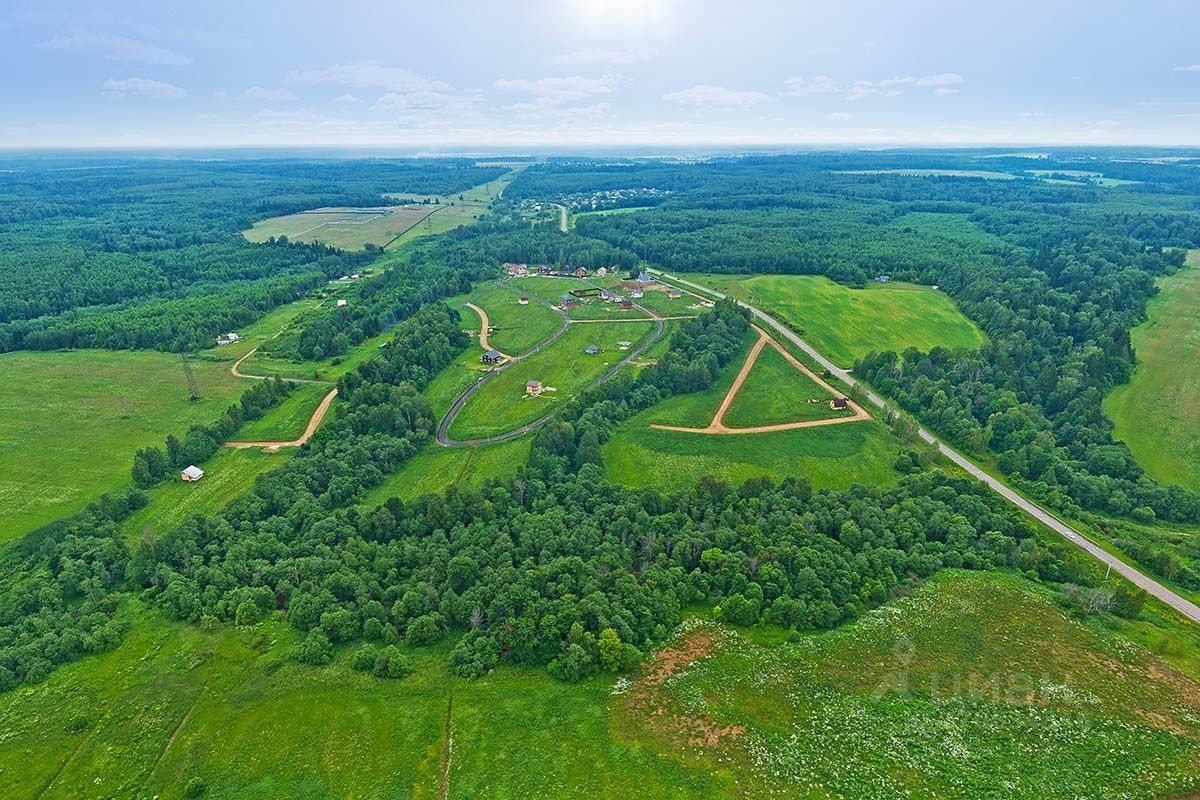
[3,0,1200,150]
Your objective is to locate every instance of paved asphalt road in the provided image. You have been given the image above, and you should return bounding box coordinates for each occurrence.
[654,269,1200,625]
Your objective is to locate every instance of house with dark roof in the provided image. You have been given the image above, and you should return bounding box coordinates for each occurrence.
[526,380,544,396]
[585,345,600,355]
[831,397,850,410]
[481,349,503,365]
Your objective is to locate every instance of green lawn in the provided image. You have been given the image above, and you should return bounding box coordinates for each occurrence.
[449,321,655,440]
[723,344,854,427]
[242,206,434,250]
[682,273,985,367]
[455,282,563,356]
[361,438,531,506]
[1104,250,1200,492]
[121,448,289,542]
[8,572,1199,799]
[235,383,333,442]
[605,416,901,491]
[0,350,247,540]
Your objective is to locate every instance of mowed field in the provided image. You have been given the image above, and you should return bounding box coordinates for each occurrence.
[0,350,247,540]
[1104,250,1200,492]
[681,273,985,367]
[454,282,563,356]
[723,343,854,427]
[6,571,1199,799]
[242,206,434,250]
[448,320,656,440]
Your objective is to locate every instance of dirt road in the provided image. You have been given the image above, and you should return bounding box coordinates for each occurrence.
[465,302,513,360]
[651,325,870,435]
[225,387,338,450]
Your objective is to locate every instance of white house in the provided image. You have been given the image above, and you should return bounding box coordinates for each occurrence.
[180,465,204,482]
[215,332,240,346]
[336,299,349,308]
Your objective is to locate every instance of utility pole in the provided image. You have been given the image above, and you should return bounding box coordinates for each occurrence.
[180,353,200,401]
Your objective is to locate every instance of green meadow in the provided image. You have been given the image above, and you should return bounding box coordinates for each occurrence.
[0,350,247,540]
[454,282,563,356]
[1104,250,1200,492]
[6,571,1198,798]
[681,273,985,367]
[235,382,333,442]
[723,344,852,427]
[362,438,532,506]
[448,320,655,440]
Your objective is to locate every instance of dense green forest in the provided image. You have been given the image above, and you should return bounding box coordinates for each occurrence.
[0,158,506,352]
[526,156,1200,529]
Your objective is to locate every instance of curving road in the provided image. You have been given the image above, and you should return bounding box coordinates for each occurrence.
[435,283,665,447]
[652,269,1200,625]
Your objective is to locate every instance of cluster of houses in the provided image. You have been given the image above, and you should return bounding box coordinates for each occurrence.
[503,262,615,279]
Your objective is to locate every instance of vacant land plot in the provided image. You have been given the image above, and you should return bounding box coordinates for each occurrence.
[121,448,287,542]
[1104,250,1200,491]
[235,382,334,442]
[0,350,247,540]
[605,415,901,491]
[684,273,985,367]
[449,321,655,440]
[455,283,563,356]
[362,437,531,506]
[723,343,854,427]
[243,205,434,250]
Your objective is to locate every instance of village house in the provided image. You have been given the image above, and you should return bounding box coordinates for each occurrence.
[638,269,653,283]
[585,344,600,355]
[668,289,683,300]
[215,332,240,346]
[574,267,589,278]
[596,267,608,276]
[559,294,580,309]
[180,465,204,482]
[481,349,503,365]
[630,289,644,299]
[336,299,349,307]
[526,380,544,396]
[620,298,633,309]
[536,265,550,275]
[831,397,850,410]
[518,296,530,305]
[875,275,890,283]
[503,262,529,277]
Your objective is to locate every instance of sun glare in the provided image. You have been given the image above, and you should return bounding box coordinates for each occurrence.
[567,0,674,32]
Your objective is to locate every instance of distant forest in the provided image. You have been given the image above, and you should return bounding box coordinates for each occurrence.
[0,159,506,352]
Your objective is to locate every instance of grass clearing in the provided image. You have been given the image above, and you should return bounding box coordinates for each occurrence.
[121,448,288,542]
[453,282,563,356]
[449,321,655,439]
[242,206,435,250]
[235,383,332,442]
[723,343,854,427]
[681,273,985,367]
[1104,250,1200,492]
[362,437,531,506]
[0,350,247,540]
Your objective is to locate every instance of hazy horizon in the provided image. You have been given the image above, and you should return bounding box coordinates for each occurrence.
[3,0,1200,149]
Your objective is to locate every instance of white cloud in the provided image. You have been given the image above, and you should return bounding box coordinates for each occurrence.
[846,81,901,101]
[493,75,620,107]
[934,87,959,96]
[782,76,841,96]
[287,63,451,93]
[825,112,853,121]
[846,73,963,100]
[333,94,361,104]
[1093,119,1121,128]
[548,49,655,65]
[1173,64,1200,72]
[241,86,297,103]
[662,84,770,109]
[373,90,472,112]
[101,77,187,100]
[42,27,191,65]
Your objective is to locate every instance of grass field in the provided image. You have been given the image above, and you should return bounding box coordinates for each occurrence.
[723,343,853,427]
[7,571,1197,798]
[242,206,435,250]
[235,383,333,442]
[454,283,563,356]
[0,350,247,540]
[449,321,655,440]
[362,438,531,506]
[604,416,901,491]
[681,273,985,367]
[1104,250,1200,492]
[121,448,288,542]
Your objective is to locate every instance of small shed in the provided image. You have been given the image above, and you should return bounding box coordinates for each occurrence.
[336,299,349,308]
[526,380,544,396]
[630,289,644,299]
[831,397,850,410]
[481,349,503,365]
[180,465,204,482]
[585,345,600,355]
[518,296,530,305]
